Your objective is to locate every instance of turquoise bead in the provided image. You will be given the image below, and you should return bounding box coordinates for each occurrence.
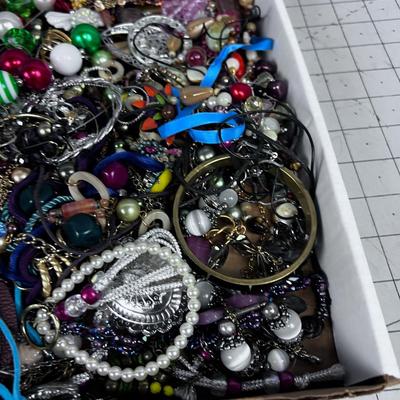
[18,183,53,215]
[62,213,102,249]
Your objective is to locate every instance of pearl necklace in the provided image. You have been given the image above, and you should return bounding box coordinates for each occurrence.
[31,229,200,383]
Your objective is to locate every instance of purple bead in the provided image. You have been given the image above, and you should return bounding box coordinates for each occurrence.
[278,371,294,392]
[144,146,157,154]
[186,47,207,67]
[162,0,208,24]
[200,349,212,361]
[266,80,288,101]
[226,294,266,308]
[100,161,129,189]
[54,302,71,321]
[81,284,101,305]
[226,377,242,395]
[255,60,277,76]
[197,308,225,325]
[186,236,211,265]
[72,131,88,140]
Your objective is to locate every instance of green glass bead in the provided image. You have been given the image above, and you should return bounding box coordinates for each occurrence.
[18,183,54,216]
[61,213,102,249]
[71,24,101,55]
[0,70,19,105]
[116,198,140,222]
[3,28,36,54]
[91,49,112,66]
[6,0,35,18]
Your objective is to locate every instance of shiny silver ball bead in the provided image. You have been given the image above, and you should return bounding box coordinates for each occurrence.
[197,145,216,162]
[108,366,122,381]
[37,121,52,137]
[218,320,236,336]
[262,303,280,320]
[223,206,242,220]
[58,162,75,180]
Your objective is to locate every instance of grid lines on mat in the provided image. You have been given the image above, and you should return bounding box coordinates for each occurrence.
[285,0,400,398]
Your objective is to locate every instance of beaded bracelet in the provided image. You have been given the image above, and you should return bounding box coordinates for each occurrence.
[23,229,200,383]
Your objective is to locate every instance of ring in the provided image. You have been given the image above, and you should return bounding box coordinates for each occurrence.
[98,60,125,83]
[68,171,110,201]
[138,210,171,235]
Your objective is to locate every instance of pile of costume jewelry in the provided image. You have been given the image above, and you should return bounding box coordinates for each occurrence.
[0,0,345,399]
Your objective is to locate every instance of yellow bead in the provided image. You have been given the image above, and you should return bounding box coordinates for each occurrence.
[150,382,162,394]
[163,385,174,397]
[150,169,173,193]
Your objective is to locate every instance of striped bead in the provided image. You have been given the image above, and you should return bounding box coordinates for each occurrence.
[0,70,18,105]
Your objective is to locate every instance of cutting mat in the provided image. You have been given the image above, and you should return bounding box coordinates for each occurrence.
[285,0,400,398]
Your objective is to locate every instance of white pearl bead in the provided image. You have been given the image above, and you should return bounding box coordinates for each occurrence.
[156,354,170,369]
[136,242,149,252]
[64,294,88,318]
[61,279,74,292]
[183,274,196,287]
[33,0,56,11]
[218,320,236,336]
[121,367,135,383]
[71,271,84,284]
[44,331,55,343]
[50,43,82,76]
[97,361,110,376]
[218,188,238,208]
[52,288,66,301]
[108,366,122,381]
[186,311,199,325]
[166,345,180,360]
[216,92,232,107]
[260,117,280,134]
[101,249,114,263]
[169,254,183,266]
[36,321,51,335]
[64,346,78,358]
[145,361,159,376]
[85,358,99,372]
[159,247,171,259]
[80,262,94,275]
[275,202,298,219]
[124,242,137,252]
[133,366,147,381]
[36,309,49,321]
[206,95,218,110]
[180,322,194,337]
[188,299,201,312]
[187,287,200,298]
[174,335,187,349]
[273,309,302,341]
[267,349,290,372]
[220,342,252,372]
[75,350,89,365]
[113,245,126,258]
[90,255,104,269]
[185,209,211,236]
[177,262,190,275]
[148,243,160,254]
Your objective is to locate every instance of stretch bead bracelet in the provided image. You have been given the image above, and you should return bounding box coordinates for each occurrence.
[25,229,199,383]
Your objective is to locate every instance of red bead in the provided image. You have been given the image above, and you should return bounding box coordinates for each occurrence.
[54,0,72,12]
[0,49,31,76]
[20,59,53,91]
[81,284,101,305]
[100,161,129,189]
[229,82,252,102]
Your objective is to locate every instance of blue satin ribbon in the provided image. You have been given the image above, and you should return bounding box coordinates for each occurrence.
[158,37,274,143]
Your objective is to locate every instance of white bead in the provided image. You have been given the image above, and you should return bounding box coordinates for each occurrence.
[179,322,194,338]
[19,343,43,365]
[36,309,49,321]
[176,262,190,275]
[0,12,23,40]
[218,188,238,208]
[159,247,171,259]
[218,320,236,336]
[187,66,207,83]
[206,95,217,110]
[44,331,55,343]
[61,279,74,292]
[187,287,200,298]
[52,337,67,358]
[133,366,147,381]
[64,294,88,317]
[273,309,302,341]
[186,311,199,325]
[101,249,114,263]
[260,117,280,134]
[36,321,51,335]
[169,254,182,266]
[97,361,110,376]
[275,202,298,219]
[216,92,232,107]
[121,367,135,383]
[136,242,149,252]
[148,243,160,254]
[52,288,66,301]
[124,242,137,252]
[80,263,94,275]
[185,210,211,236]
[90,255,104,269]
[225,57,240,72]
[220,342,252,372]
[183,274,196,287]
[64,346,78,358]
[74,350,89,365]
[166,345,180,360]
[267,349,290,372]
[50,43,82,76]
[33,0,56,11]
[157,354,170,369]
[188,299,201,312]
[71,271,84,284]
[108,366,122,381]
[113,245,126,258]
[85,358,99,372]
[174,334,187,349]
[145,361,159,376]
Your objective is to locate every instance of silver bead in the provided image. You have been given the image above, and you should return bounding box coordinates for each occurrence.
[145,361,159,376]
[108,366,122,381]
[223,206,242,220]
[218,188,238,208]
[37,121,52,137]
[179,322,194,338]
[174,335,187,349]
[97,361,110,376]
[156,354,170,369]
[218,320,236,337]
[58,162,75,180]
[206,95,217,110]
[195,280,214,309]
[121,367,135,383]
[166,345,180,360]
[262,303,280,320]
[197,145,216,162]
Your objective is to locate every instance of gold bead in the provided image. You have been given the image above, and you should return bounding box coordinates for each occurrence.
[166,35,182,53]
[11,167,31,183]
[290,161,302,171]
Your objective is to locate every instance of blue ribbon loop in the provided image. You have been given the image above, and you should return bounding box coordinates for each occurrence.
[158,37,274,143]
